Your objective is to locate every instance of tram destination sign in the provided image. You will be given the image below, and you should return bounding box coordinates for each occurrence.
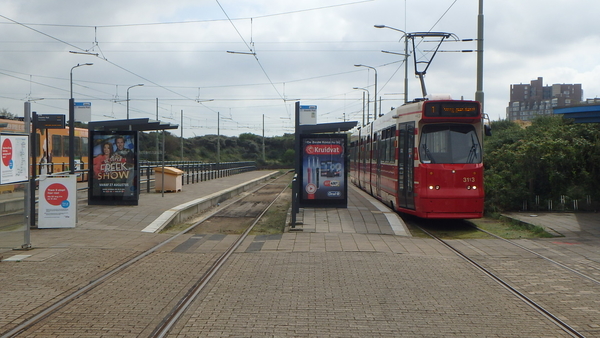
[34,114,66,129]
[424,101,479,117]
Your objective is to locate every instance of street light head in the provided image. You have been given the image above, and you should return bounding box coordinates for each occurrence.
[83,63,93,66]
[374,25,386,28]
[354,64,363,67]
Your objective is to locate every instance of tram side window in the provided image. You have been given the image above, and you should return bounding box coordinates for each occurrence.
[62,136,69,157]
[378,127,396,163]
[74,136,81,158]
[81,137,89,158]
[419,124,481,164]
[52,135,61,157]
[381,130,386,162]
[389,126,396,161]
[35,132,41,157]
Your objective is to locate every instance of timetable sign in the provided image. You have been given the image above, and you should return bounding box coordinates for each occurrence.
[35,114,66,129]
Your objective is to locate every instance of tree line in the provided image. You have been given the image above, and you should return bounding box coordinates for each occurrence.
[484,116,600,212]
[138,131,295,167]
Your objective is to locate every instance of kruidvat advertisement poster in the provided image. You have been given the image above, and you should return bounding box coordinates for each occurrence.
[0,134,29,184]
[38,176,76,228]
[300,134,347,208]
[88,130,139,205]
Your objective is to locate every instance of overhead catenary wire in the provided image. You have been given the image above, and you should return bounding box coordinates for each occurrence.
[0,0,375,29]
[0,1,404,133]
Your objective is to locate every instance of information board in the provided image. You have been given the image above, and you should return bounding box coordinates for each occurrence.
[38,175,77,228]
[0,133,29,184]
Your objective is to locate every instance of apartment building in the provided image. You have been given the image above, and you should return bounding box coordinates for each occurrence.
[506,77,582,121]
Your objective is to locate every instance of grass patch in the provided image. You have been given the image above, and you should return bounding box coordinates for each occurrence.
[468,216,555,239]
[249,190,290,235]
[404,214,555,239]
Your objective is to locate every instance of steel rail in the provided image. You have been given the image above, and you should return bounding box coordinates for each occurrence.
[416,225,586,338]
[149,181,290,338]
[473,225,600,286]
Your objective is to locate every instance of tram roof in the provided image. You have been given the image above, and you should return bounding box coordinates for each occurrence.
[88,118,179,131]
[297,121,358,134]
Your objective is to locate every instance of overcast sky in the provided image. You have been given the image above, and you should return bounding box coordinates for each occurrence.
[1,0,599,137]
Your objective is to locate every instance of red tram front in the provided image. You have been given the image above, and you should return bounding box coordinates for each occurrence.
[349,97,484,219]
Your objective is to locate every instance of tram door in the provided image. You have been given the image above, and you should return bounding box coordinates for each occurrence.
[375,132,381,197]
[397,122,415,209]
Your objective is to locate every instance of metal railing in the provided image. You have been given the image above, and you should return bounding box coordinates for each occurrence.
[30,161,257,193]
[140,161,256,193]
[521,195,598,212]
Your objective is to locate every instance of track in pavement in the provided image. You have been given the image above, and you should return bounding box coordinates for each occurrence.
[408,218,594,338]
[0,174,291,338]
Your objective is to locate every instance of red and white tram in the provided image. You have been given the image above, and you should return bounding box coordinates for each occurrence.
[349,95,485,219]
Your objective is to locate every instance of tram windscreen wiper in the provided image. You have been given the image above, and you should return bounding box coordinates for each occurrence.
[422,144,436,163]
[466,133,480,163]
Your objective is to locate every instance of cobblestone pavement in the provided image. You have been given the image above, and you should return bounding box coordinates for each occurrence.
[168,251,572,338]
[449,238,600,337]
[1,174,599,337]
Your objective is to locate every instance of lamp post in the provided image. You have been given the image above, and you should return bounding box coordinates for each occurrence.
[355,64,378,118]
[475,0,484,110]
[375,25,409,104]
[69,62,93,175]
[353,87,370,125]
[127,84,144,120]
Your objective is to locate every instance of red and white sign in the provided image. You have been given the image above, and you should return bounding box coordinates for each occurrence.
[44,183,69,206]
[0,134,29,184]
[304,144,343,155]
[1,138,12,166]
[38,176,77,228]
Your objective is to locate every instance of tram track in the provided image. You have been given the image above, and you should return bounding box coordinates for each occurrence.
[408,219,595,338]
[471,224,600,286]
[149,179,290,338]
[1,173,292,338]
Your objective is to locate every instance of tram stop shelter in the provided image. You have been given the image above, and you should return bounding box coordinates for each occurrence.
[291,102,358,228]
[87,118,178,206]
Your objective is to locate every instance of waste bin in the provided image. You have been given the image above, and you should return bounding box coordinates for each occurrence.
[154,166,183,192]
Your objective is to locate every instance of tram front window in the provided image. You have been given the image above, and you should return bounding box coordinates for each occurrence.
[419,124,481,164]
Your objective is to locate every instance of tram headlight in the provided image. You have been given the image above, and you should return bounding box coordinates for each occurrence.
[466,186,477,190]
[429,185,440,190]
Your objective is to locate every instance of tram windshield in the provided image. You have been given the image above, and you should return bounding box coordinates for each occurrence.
[419,124,481,164]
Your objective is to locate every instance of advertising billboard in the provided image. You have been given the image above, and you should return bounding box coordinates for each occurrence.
[88,130,139,205]
[0,133,29,184]
[299,134,347,208]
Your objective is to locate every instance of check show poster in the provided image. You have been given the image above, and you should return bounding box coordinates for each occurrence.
[299,134,347,208]
[88,130,139,205]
